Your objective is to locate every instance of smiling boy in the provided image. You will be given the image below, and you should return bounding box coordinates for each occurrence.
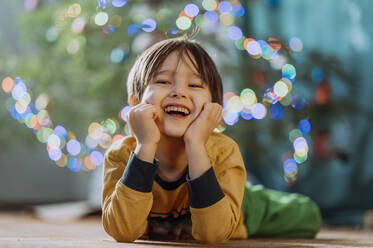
[101,37,321,244]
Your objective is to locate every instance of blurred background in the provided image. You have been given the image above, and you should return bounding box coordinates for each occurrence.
[1,0,372,227]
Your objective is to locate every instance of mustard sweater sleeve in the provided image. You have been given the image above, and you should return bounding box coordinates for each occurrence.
[101,142,158,242]
[188,139,246,244]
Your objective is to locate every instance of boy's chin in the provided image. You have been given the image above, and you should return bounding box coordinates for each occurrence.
[160,128,187,139]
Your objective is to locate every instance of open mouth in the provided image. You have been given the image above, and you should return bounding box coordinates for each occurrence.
[164,105,190,117]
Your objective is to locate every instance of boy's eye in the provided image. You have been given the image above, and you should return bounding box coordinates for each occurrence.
[156,81,171,85]
[189,83,203,88]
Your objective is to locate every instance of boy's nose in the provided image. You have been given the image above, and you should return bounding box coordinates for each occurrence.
[170,91,186,98]
[170,84,186,98]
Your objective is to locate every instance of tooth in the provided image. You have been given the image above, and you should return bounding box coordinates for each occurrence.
[164,106,190,115]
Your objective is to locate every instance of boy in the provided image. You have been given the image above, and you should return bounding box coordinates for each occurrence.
[101,37,321,244]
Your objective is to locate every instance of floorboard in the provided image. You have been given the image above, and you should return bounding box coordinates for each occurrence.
[1,213,372,247]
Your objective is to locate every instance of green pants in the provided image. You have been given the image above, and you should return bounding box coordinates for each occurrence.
[241,183,322,238]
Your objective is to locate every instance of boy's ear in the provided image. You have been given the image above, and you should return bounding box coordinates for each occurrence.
[128,95,138,106]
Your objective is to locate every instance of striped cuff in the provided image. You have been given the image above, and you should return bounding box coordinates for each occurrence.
[120,152,158,193]
[187,167,225,208]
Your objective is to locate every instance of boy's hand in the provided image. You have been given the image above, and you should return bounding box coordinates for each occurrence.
[127,103,161,162]
[184,103,222,146]
[127,102,161,145]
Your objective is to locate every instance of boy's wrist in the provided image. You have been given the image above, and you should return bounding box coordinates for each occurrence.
[184,139,205,149]
[185,142,210,180]
[134,142,157,164]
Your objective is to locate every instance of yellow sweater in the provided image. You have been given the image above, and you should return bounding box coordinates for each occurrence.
[101,132,248,244]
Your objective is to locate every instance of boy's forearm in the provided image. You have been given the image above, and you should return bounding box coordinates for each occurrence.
[185,142,211,180]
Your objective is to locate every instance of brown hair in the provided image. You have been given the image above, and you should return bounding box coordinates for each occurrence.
[126,37,223,105]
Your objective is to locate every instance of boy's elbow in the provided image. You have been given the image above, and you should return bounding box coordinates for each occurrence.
[111,233,137,243]
[102,221,138,243]
[192,228,230,245]
[102,214,140,243]
[197,234,229,245]
[203,236,228,245]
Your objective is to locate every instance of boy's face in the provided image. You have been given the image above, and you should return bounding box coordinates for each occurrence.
[140,51,213,138]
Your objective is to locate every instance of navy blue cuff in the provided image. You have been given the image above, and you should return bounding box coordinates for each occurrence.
[120,152,158,193]
[187,167,225,209]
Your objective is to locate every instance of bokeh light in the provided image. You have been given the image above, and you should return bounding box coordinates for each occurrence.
[273,79,289,97]
[219,13,234,26]
[67,157,81,172]
[45,27,58,42]
[223,110,239,126]
[269,104,283,120]
[176,16,192,30]
[280,93,292,106]
[240,88,257,107]
[127,23,140,36]
[226,95,243,112]
[298,119,311,134]
[101,118,117,135]
[110,48,125,64]
[240,110,253,120]
[202,0,218,11]
[67,3,81,18]
[120,105,131,122]
[24,0,39,11]
[268,37,281,50]
[291,94,305,110]
[312,67,324,83]
[251,103,267,119]
[227,26,243,41]
[142,18,157,32]
[90,150,104,166]
[12,80,27,101]
[48,134,61,149]
[1,77,14,93]
[204,11,218,23]
[109,15,122,28]
[111,0,127,8]
[95,12,109,26]
[289,37,303,52]
[232,3,245,17]
[56,154,68,167]
[48,148,62,161]
[71,17,86,34]
[66,39,81,54]
[246,40,262,57]
[282,64,296,80]
[66,139,81,156]
[289,129,303,142]
[293,136,308,152]
[88,122,104,140]
[184,3,199,17]
[35,94,49,111]
[219,1,232,13]
[97,0,107,9]
[283,159,297,174]
[263,88,278,104]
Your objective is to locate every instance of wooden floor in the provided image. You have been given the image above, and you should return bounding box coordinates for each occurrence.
[1,213,373,248]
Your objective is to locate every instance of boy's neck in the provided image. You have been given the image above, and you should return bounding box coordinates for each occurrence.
[155,135,188,182]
